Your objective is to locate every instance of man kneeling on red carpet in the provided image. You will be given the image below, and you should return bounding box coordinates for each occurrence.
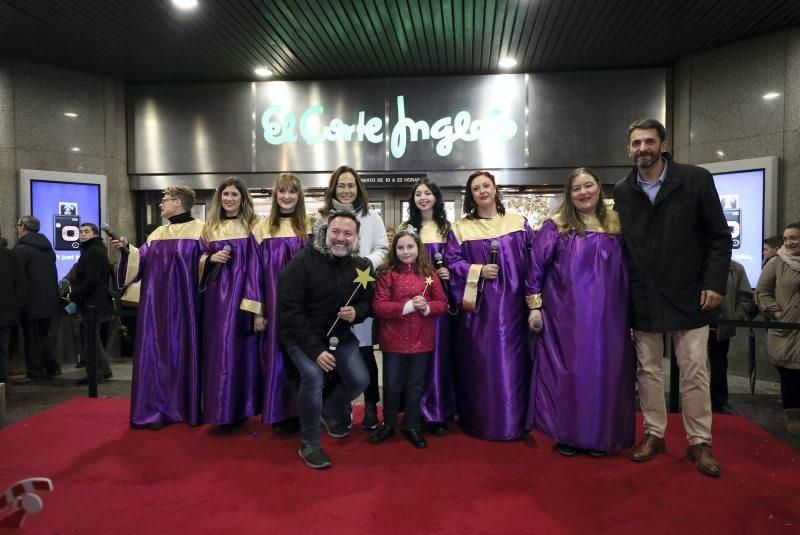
[278,212,373,469]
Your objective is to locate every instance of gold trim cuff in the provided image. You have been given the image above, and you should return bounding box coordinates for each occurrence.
[527,294,543,309]
[198,254,208,281]
[120,281,141,307]
[240,298,265,316]
[123,245,140,286]
[462,264,483,312]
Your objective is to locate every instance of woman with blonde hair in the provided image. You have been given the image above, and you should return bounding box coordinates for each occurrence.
[244,173,313,434]
[527,167,634,457]
[201,176,261,429]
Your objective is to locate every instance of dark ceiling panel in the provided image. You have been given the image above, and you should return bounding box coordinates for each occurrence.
[0,0,799,82]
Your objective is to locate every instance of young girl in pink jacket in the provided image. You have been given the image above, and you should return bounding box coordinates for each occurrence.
[371,226,448,449]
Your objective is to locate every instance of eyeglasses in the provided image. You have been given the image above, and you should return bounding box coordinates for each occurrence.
[336,183,356,190]
[159,197,179,205]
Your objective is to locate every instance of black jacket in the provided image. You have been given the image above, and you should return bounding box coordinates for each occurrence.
[278,236,374,361]
[0,247,26,326]
[13,232,59,320]
[70,236,114,318]
[613,158,732,332]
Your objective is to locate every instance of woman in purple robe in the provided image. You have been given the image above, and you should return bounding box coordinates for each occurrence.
[247,173,312,433]
[200,176,262,428]
[528,167,635,456]
[445,171,538,440]
[400,178,456,435]
[114,186,205,430]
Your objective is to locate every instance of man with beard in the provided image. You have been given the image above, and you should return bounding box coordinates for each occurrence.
[278,212,372,469]
[613,119,732,478]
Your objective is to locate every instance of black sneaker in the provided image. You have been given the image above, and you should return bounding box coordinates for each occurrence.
[298,443,331,469]
[321,414,350,438]
[361,403,378,430]
[557,443,578,457]
[403,429,427,449]
[371,425,395,444]
[589,450,607,458]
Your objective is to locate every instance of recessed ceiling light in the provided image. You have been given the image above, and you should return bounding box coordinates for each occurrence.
[498,57,517,69]
[64,112,78,118]
[254,67,273,77]
[71,147,81,152]
[172,0,198,9]
[763,92,780,100]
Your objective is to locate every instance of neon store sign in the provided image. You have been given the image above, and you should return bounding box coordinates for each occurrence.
[261,96,518,158]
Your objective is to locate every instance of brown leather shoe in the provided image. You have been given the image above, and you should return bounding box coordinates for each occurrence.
[686,443,721,478]
[629,433,666,462]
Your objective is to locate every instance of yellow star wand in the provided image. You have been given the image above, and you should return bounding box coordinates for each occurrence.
[421,275,433,298]
[326,267,376,337]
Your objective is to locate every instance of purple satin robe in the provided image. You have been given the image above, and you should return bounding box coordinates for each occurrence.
[118,220,205,427]
[527,218,635,453]
[200,224,262,425]
[419,229,457,423]
[247,219,310,424]
[445,214,536,440]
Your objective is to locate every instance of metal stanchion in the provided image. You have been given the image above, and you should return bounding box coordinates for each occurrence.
[84,306,98,398]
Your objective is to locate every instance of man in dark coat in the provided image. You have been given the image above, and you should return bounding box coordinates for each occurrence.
[613,119,732,478]
[278,212,372,470]
[0,244,26,383]
[66,223,115,385]
[13,215,61,380]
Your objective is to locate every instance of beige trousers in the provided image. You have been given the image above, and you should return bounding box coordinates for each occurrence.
[633,326,712,446]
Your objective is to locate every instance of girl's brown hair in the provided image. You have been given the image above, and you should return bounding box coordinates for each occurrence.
[378,229,435,277]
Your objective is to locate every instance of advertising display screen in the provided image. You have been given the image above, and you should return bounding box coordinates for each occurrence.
[711,169,765,286]
[30,179,101,281]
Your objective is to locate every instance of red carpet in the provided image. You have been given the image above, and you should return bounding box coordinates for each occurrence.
[1,398,799,533]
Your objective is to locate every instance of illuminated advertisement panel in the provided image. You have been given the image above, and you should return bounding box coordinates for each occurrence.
[701,157,778,287]
[19,170,108,282]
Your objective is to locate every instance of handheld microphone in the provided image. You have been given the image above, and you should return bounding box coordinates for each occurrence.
[325,336,339,377]
[478,240,501,296]
[101,223,128,251]
[489,240,500,265]
[433,252,450,294]
[210,245,232,281]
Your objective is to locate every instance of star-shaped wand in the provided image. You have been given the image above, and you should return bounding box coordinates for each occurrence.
[421,275,433,298]
[326,267,376,337]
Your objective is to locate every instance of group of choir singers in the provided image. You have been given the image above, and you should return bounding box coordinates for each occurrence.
[112,164,638,460]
